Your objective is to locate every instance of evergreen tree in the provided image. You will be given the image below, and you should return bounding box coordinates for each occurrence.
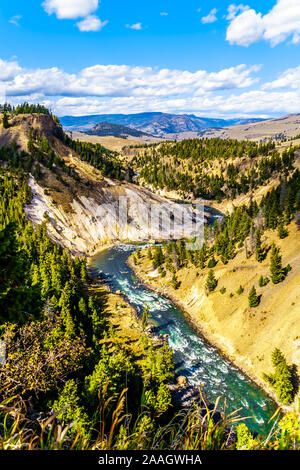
[263,349,294,404]
[153,246,164,269]
[277,222,288,239]
[270,244,285,284]
[142,304,150,330]
[255,230,265,262]
[258,275,269,287]
[171,273,180,290]
[205,269,218,294]
[0,223,33,323]
[248,286,260,307]
[2,111,9,129]
[207,256,217,268]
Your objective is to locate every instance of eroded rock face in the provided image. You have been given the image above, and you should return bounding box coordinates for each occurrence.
[25,176,207,257]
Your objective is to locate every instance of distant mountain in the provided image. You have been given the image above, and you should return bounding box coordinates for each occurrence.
[60,112,266,138]
[199,113,300,142]
[86,121,153,138]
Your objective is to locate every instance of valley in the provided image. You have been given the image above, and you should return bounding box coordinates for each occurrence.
[0,106,300,450]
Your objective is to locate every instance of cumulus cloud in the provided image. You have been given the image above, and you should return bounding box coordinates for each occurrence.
[263,65,300,90]
[201,8,218,24]
[51,89,300,117]
[1,57,298,118]
[77,15,107,32]
[126,23,143,30]
[0,59,21,81]
[0,60,260,100]
[226,8,264,46]
[226,0,300,46]
[42,0,99,19]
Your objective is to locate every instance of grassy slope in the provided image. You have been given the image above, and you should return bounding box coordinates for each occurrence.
[129,222,300,407]
[67,131,163,152]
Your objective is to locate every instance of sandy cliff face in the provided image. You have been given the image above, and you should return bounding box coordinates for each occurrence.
[25,176,207,256]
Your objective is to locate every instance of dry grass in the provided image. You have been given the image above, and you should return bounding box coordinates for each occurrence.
[131,222,300,408]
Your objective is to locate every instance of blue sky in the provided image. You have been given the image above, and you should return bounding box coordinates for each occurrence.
[0,0,300,117]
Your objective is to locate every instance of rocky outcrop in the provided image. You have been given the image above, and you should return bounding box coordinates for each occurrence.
[25,176,207,257]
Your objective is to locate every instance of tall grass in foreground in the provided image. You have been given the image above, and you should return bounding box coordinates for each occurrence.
[0,389,299,450]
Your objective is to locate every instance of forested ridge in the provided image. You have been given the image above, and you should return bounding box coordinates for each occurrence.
[0,108,175,449]
[127,138,299,201]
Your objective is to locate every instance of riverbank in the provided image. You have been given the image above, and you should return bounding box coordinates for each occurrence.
[127,245,299,413]
[88,254,199,408]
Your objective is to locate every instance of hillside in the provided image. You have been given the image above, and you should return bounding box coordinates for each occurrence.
[200,114,300,142]
[129,178,300,408]
[66,131,163,152]
[123,138,300,208]
[86,121,153,138]
[60,112,265,139]
[0,112,204,256]
[1,107,300,449]
[0,109,178,451]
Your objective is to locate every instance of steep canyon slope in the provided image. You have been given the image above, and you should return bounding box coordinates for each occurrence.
[0,113,205,256]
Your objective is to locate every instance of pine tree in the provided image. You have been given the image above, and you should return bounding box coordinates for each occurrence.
[264,349,294,404]
[142,304,149,330]
[248,286,260,307]
[0,222,32,323]
[205,269,218,294]
[255,230,265,262]
[277,222,288,239]
[2,111,9,129]
[153,246,164,269]
[171,273,180,290]
[270,244,285,284]
[272,347,285,367]
[207,256,217,268]
[258,275,269,287]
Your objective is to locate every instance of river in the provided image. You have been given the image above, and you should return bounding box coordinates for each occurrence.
[90,242,278,437]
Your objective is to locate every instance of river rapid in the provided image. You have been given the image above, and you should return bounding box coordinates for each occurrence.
[90,242,278,436]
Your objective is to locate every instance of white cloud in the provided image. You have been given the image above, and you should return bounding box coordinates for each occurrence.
[226,8,264,46]
[226,4,249,21]
[201,8,218,24]
[0,59,21,81]
[126,23,143,30]
[42,0,99,19]
[226,0,300,47]
[160,12,168,16]
[1,57,299,118]
[77,15,107,32]
[51,89,300,117]
[9,15,22,27]
[0,59,260,101]
[263,65,300,90]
